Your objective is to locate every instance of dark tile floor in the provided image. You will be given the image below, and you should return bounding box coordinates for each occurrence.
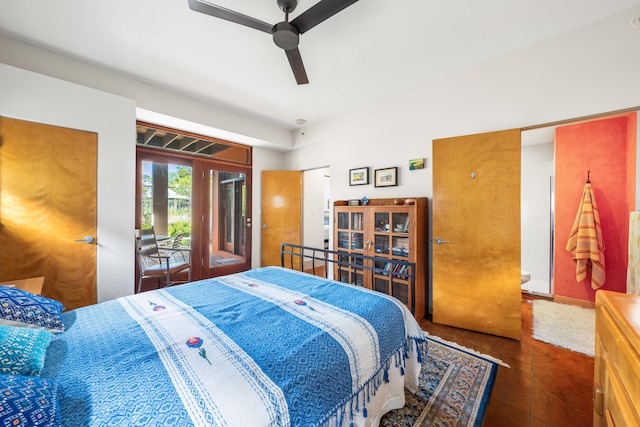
[419,294,594,427]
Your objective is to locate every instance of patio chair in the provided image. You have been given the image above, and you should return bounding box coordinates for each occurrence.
[163,233,191,263]
[135,227,191,293]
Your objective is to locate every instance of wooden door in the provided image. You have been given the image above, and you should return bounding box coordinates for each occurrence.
[0,117,97,310]
[202,165,251,278]
[261,170,302,266]
[432,129,522,339]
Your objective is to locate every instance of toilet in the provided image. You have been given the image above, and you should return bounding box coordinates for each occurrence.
[521,270,532,284]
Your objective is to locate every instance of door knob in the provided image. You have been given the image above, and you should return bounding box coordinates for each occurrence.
[74,236,95,244]
[435,238,450,244]
[262,224,268,229]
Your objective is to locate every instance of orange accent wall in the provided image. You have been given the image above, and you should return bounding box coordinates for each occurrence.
[554,113,636,302]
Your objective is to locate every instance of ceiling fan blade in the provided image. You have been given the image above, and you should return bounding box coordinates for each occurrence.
[291,0,359,34]
[285,48,309,85]
[188,0,273,34]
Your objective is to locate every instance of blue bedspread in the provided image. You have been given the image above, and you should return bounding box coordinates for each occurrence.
[42,267,425,426]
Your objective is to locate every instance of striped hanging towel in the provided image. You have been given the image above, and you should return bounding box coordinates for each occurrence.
[566,182,606,289]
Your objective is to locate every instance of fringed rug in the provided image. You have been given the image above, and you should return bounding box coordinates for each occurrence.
[380,335,499,427]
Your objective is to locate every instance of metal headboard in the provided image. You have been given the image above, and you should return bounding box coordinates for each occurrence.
[280,243,416,314]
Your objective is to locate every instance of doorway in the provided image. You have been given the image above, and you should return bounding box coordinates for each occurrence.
[521,128,555,296]
[260,168,330,270]
[302,167,331,275]
[303,167,330,250]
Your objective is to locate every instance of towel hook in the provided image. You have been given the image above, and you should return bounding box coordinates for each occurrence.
[587,170,591,183]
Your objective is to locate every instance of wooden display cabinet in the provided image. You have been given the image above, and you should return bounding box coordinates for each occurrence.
[334,197,429,320]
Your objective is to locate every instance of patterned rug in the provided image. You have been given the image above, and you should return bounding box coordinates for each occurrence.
[380,335,499,427]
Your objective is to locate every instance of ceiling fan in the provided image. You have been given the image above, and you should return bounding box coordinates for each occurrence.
[188,0,359,85]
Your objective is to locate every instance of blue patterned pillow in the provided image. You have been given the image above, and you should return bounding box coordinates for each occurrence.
[0,288,65,333]
[0,374,61,426]
[0,325,54,377]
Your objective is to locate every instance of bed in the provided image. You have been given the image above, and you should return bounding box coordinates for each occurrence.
[4,263,427,426]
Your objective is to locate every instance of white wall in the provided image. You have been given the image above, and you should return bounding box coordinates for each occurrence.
[0,63,135,303]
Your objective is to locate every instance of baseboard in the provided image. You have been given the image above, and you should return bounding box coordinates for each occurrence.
[553,295,595,309]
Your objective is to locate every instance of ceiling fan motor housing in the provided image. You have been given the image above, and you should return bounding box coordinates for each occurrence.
[273,21,300,50]
[277,0,297,13]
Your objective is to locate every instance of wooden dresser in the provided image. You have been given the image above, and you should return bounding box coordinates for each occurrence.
[594,290,640,426]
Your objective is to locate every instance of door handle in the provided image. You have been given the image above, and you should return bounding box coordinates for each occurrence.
[262,224,268,229]
[435,238,450,244]
[593,382,603,416]
[74,236,95,244]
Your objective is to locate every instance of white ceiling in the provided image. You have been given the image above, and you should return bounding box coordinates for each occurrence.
[1,0,639,131]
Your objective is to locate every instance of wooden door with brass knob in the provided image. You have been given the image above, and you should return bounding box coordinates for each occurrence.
[0,117,97,310]
[261,170,302,267]
[432,129,522,340]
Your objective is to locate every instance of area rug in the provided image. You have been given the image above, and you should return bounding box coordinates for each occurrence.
[380,335,499,427]
[531,299,595,356]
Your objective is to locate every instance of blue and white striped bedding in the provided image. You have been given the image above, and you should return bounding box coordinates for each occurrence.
[42,267,426,426]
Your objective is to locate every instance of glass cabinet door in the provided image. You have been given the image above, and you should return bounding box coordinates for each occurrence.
[374,234,389,255]
[337,212,349,229]
[336,255,364,287]
[336,210,365,251]
[392,236,410,258]
[392,212,410,233]
[374,212,389,232]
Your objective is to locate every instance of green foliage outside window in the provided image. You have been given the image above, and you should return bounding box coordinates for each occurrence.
[141,165,192,238]
[169,221,191,241]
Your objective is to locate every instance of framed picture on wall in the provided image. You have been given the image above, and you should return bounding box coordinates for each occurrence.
[374,167,398,187]
[349,167,369,186]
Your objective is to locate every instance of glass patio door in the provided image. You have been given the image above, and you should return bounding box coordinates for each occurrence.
[205,167,250,276]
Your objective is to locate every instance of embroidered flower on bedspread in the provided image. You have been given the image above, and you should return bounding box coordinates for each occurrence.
[294,299,320,313]
[186,337,212,365]
[186,336,203,348]
[148,301,166,311]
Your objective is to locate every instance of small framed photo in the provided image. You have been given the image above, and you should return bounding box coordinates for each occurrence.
[374,167,398,187]
[409,158,425,170]
[349,167,369,186]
